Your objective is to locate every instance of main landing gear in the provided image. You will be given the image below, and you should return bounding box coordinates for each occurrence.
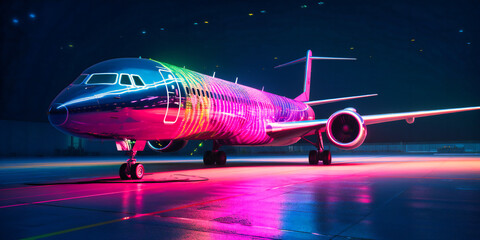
[203,140,227,165]
[303,130,332,165]
[119,150,145,180]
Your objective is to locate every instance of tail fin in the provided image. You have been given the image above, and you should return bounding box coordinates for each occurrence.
[274,50,356,102]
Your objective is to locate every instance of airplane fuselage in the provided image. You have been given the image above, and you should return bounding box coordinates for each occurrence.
[49,58,315,146]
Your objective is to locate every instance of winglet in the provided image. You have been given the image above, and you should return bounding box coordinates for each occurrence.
[275,50,356,102]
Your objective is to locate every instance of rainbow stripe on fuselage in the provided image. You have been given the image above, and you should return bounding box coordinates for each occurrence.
[159,62,315,146]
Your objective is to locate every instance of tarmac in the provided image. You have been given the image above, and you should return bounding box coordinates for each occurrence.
[0,154,479,239]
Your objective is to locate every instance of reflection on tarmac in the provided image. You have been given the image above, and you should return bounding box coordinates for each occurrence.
[0,155,479,239]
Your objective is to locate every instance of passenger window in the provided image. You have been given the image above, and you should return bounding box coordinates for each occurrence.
[119,74,132,85]
[186,87,190,95]
[72,74,88,84]
[196,89,201,96]
[86,73,117,84]
[201,90,205,97]
[132,75,145,86]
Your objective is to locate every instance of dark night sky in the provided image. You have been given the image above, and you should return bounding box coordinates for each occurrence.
[1,0,479,142]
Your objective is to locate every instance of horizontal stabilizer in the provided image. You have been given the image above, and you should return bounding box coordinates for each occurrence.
[305,94,378,106]
[274,50,357,102]
[274,56,356,69]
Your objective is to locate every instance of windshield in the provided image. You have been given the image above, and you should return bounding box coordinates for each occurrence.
[85,74,118,85]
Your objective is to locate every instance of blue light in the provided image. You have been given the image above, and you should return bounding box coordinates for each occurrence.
[318,1,324,4]
[160,28,165,31]
[141,30,146,34]
[467,42,471,45]
[12,18,19,24]
[459,29,463,33]
[260,10,266,13]
[29,13,36,19]
[193,22,198,25]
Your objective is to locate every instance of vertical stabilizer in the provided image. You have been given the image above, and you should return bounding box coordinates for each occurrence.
[296,50,312,101]
[274,50,356,102]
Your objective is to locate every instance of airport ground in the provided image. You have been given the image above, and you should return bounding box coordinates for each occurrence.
[0,154,479,239]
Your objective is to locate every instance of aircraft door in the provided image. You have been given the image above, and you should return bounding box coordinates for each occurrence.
[158,69,181,124]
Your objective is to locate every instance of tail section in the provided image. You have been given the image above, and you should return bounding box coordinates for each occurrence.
[274,50,356,102]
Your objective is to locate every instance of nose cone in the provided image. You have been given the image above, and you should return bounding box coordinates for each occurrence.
[48,103,69,126]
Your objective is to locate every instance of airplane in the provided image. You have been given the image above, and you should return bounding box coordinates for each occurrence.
[48,50,480,180]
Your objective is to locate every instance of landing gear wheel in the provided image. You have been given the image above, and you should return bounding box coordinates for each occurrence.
[322,150,332,165]
[119,163,130,180]
[309,150,319,165]
[215,151,227,165]
[203,151,215,165]
[130,163,144,179]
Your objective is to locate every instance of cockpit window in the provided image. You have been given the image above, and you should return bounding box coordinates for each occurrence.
[85,73,117,84]
[119,74,132,85]
[132,75,145,86]
[72,74,88,84]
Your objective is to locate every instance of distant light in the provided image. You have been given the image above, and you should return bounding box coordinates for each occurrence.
[248,13,253,16]
[301,5,308,8]
[411,38,415,42]
[274,57,278,60]
[419,49,423,52]
[12,18,19,24]
[204,21,209,24]
[216,65,219,68]
[459,29,464,33]
[260,10,266,13]
[193,22,198,25]
[68,44,74,48]
[350,46,355,50]
[318,1,324,4]
[467,42,471,45]
[141,30,146,34]
[160,28,165,31]
[29,13,36,19]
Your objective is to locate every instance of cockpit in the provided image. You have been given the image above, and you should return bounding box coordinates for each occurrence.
[71,73,145,86]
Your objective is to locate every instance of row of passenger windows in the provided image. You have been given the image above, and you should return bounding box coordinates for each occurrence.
[72,73,145,86]
[185,86,271,108]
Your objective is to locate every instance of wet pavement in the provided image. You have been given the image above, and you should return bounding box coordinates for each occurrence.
[0,154,479,239]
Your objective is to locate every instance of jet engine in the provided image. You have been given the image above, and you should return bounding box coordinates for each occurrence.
[326,108,367,150]
[147,140,188,152]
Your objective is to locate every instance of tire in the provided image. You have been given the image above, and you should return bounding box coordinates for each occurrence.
[119,163,130,180]
[309,150,319,165]
[130,163,144,180]
[322,150,332,165]
[216,151,227,165]
[203,151,215,165]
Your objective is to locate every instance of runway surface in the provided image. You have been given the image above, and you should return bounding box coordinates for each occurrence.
[1,154,479,239]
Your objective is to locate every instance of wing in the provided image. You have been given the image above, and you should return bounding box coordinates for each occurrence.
[266,106,480,139]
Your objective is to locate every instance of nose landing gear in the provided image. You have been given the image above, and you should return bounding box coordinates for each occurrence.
[116,140,146,180]
[119,151,145,180]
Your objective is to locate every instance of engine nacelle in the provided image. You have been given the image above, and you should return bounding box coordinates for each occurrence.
[326,108,367,150]
[147,140,188,152]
